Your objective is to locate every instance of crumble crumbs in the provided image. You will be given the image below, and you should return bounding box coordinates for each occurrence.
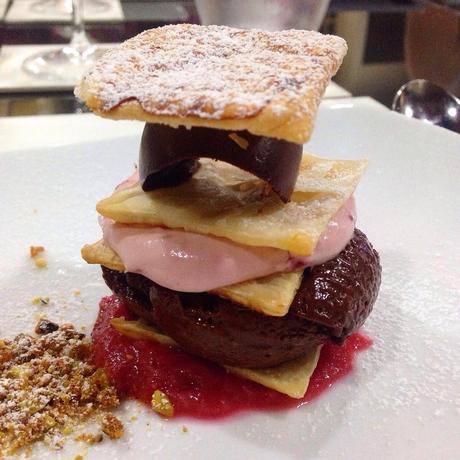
[181,425,188,433]
[30,245,48,268]
[100,413,124,439]
[0,322,123,456]
[29,246,45,258]
[32,296,50,306]
[34,257,48,268]
[75,432,103,444]
[151,390,174,418]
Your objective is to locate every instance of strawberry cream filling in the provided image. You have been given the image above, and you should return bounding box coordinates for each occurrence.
[100,173,356,292]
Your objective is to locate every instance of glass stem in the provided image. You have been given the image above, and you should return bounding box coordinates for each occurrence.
[70,0,91,48]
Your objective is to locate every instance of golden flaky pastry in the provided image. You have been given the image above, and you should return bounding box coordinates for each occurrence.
[75,24,347,143]
[110,317,321,398]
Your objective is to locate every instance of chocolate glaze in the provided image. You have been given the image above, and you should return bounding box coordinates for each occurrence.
[102,229,381,369]
[139,124,302,202]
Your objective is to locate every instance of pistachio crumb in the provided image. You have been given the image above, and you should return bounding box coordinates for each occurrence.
[62,425,74,436]
[32,296,50,306]
[151,390,174,417]
[181,425,188,433]
[34,257,48,268]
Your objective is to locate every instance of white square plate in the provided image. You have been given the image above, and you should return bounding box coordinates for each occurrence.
[1,98,459,459]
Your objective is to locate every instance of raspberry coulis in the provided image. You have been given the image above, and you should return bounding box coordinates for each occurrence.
[92,295,372,419]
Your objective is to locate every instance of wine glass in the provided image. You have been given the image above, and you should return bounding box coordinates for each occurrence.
[22,0,106,82]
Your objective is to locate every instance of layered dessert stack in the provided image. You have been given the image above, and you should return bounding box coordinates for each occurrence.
[76,24,381,398]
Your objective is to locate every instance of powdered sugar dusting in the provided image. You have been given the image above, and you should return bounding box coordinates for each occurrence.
[76,24,347,120]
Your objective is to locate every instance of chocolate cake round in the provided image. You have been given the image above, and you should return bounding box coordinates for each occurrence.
[102,229,381,369]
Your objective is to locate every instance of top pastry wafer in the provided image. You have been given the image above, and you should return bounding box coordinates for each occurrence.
[76,24,347,144]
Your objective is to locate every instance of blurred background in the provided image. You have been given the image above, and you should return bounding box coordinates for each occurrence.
[1,0,459,116]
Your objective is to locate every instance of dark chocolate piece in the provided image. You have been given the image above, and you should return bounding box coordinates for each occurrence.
[35,319,59,335]
[139,124,302,202]
[102,229,381,369]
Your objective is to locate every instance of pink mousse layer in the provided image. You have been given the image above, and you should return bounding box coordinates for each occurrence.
[100,173,356,292]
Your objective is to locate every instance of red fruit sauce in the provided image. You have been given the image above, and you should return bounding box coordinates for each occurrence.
[92,295,372,419]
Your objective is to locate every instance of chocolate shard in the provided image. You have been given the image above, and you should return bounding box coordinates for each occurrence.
[139,124,303,202]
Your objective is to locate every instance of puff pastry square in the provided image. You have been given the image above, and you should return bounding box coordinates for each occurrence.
[75,24,347,143]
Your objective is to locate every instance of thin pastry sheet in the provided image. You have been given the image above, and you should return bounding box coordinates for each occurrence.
[76,24,347,143]
[110,317,321,398]
[96,156,367,256]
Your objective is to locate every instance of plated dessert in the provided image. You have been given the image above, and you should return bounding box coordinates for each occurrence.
[76,24,381,413]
